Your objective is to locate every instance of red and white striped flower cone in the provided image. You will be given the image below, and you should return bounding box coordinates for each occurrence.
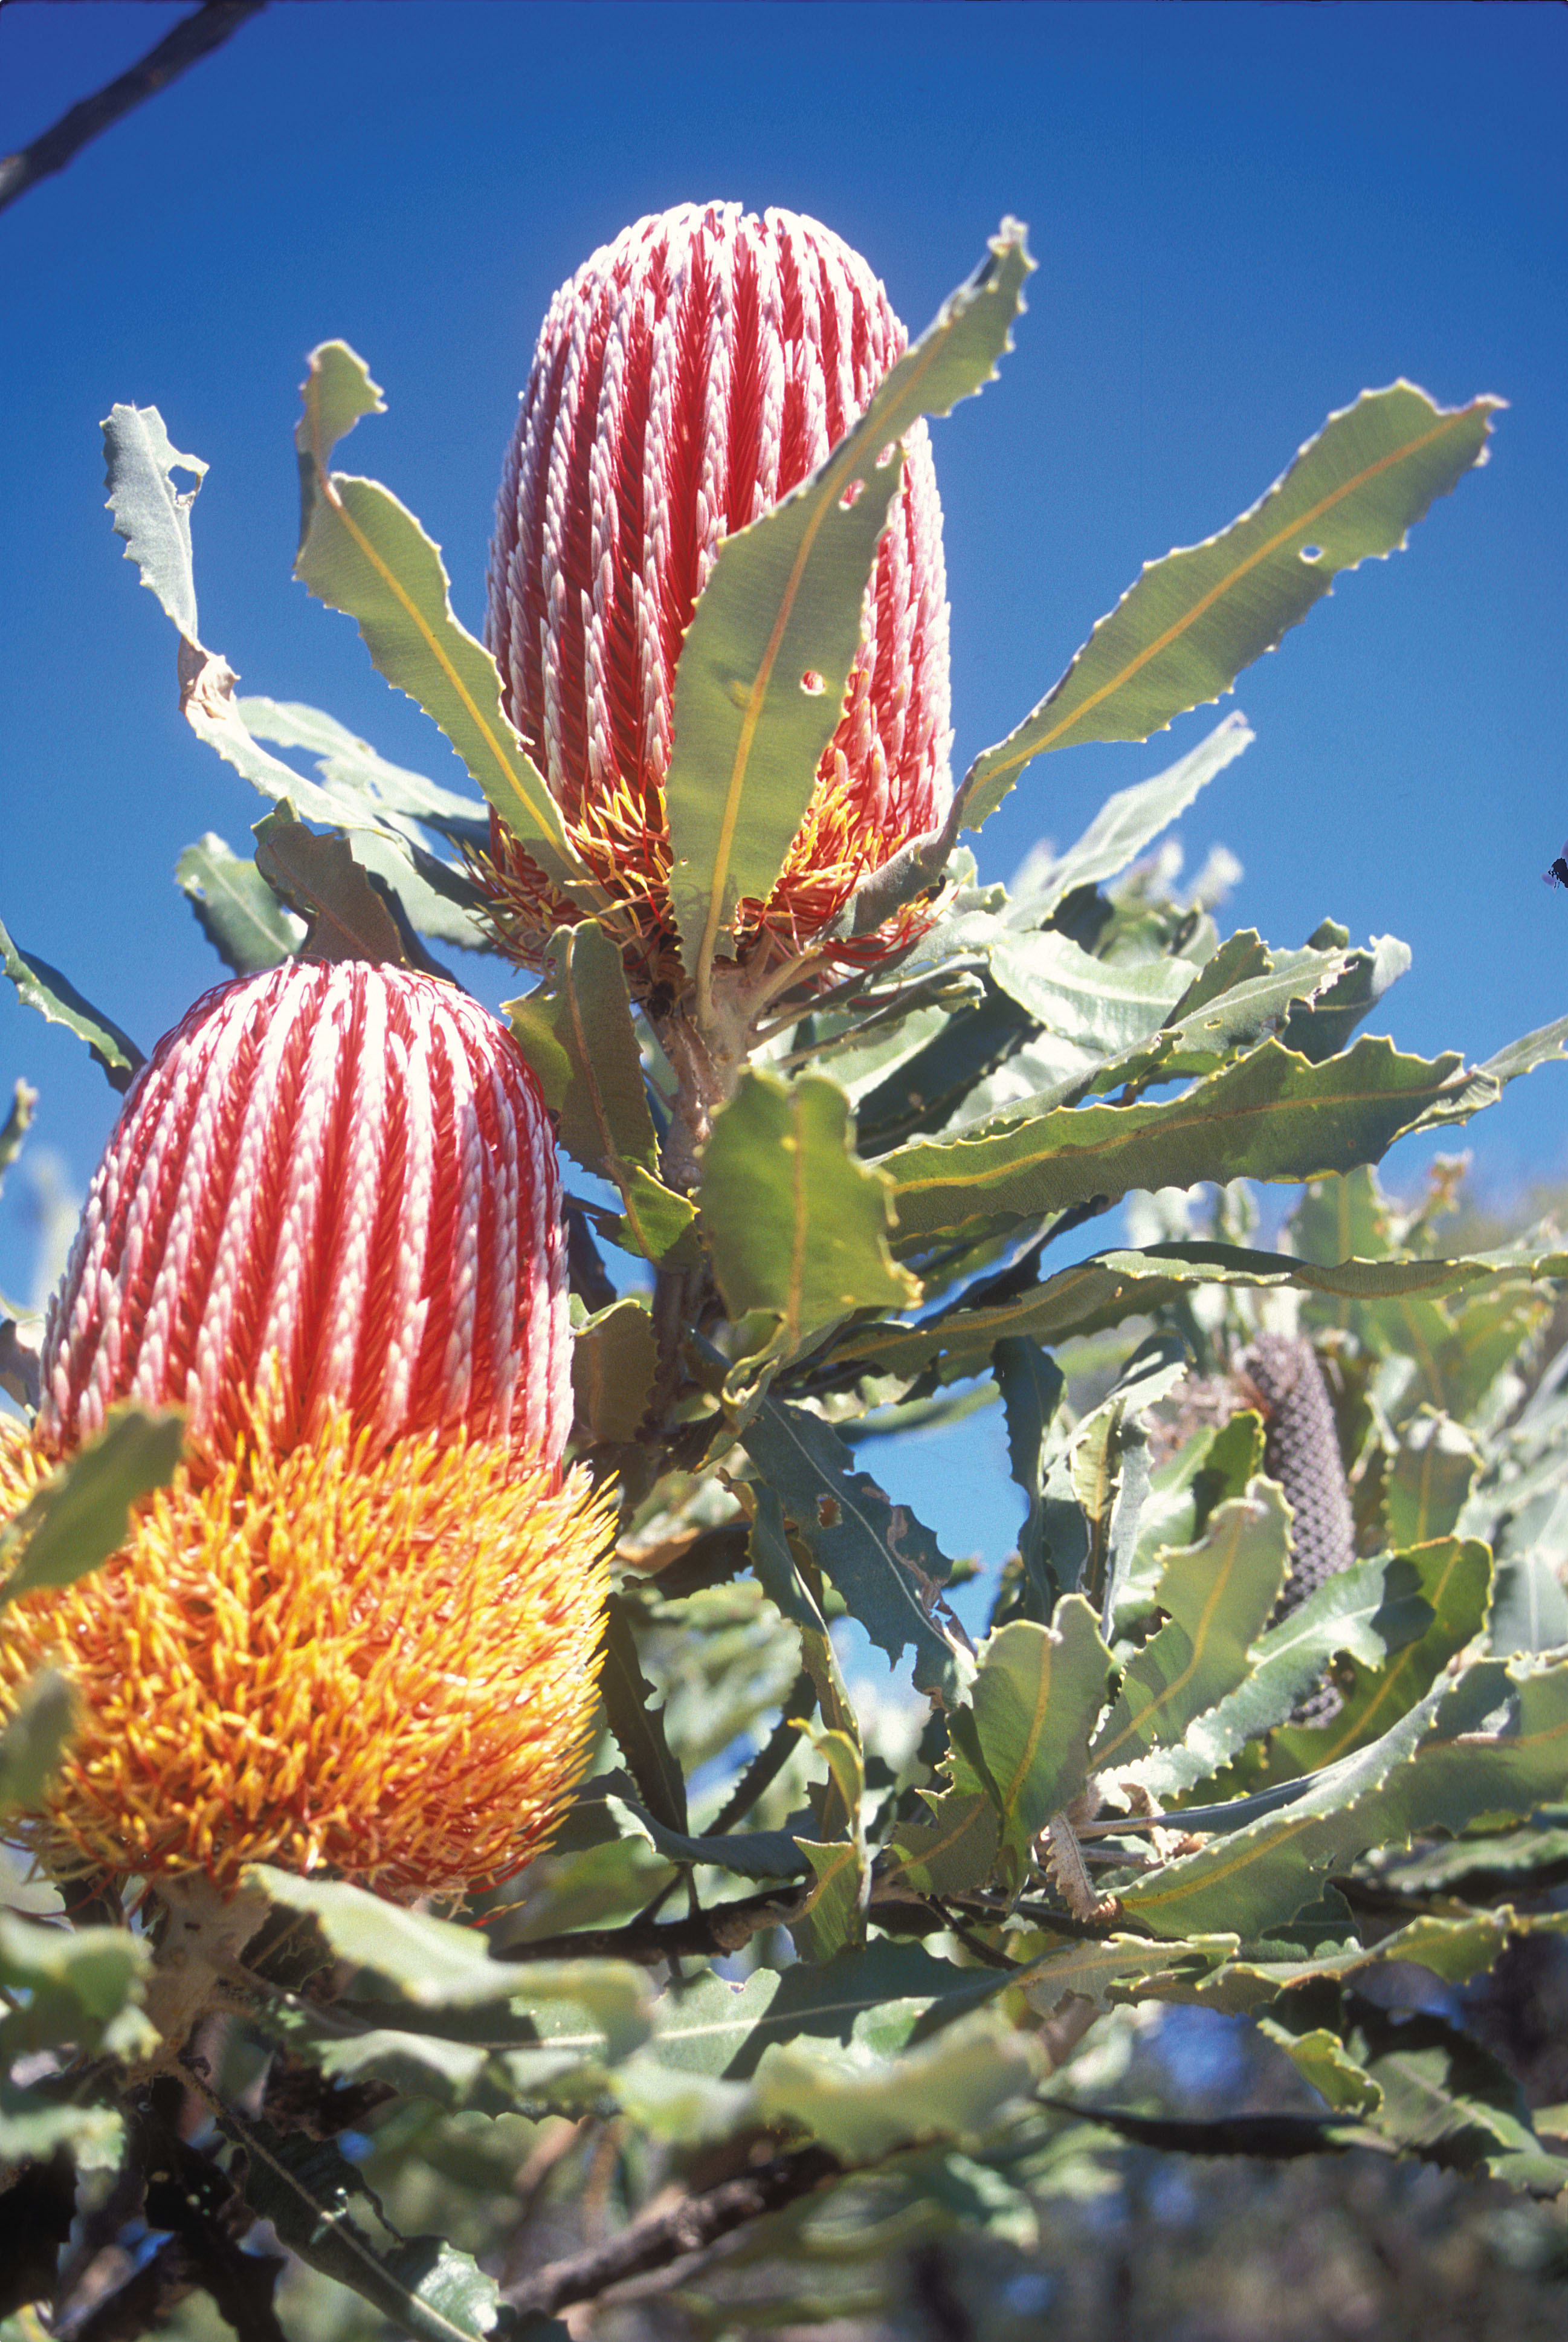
[483,201,953,994]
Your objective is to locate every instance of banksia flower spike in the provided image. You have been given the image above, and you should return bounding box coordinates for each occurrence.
[39,960,570,1464]
[1,960,613,1896]
[484,201,953,998]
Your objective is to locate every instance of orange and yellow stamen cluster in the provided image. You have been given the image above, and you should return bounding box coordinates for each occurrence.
[0,1406,615,1897]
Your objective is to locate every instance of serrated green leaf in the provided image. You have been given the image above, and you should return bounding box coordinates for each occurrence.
[880,1787,999,1898]
[843,1235,1568,1388]
[506,924,654,1175]
[1090,1483,1290,1773]
[602,1781,807,1883]
[1281,933,1412,1063]
[753,2010,1038,2161]
[1386,1412,1482,1547]
[1139,1550,1436,1798]
[702,1070,918,1354]
[792,1727,868,1962]
[992,1338,1066,1619]
[572,1299,656,1444]
[505,925,694,1265]
[237,696,490,846]
[645,1941,995,2082]
[102,403,207,641]
[1352,2007,1567,2193]
[739,1394,970,1703]
[1256,2020,1382,2117]
[1018,1932,1234,2021]
[960,383,1499,813]
[665,221,1032,986]
[0,1668,77,1814]
[176,831,304,974]
[0,910,144,1093]
[988,929,1193,1055]
[958,1603,1114,1879]
[1011,714,1255,911]
[1,1406,184,1605]
[601,1594,688,1837]
[245,1866,651,2056]
[0,1912,148,2069]
[886,1037,1474,1253]
[1227,1537,1491,1792]
[231,2117,502,2342]
[1122,1654,1568,1941]
[293,341,601,910]
[747,1480,855,1735]
[251,803,410,966]
[347,827,491,953]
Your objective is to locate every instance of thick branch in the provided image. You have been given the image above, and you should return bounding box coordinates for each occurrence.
[0,3,270,218]
[501,2144,840,2320]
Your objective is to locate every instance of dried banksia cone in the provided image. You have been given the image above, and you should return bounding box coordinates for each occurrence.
[1236,1334,1357,1619]
[484,201,953,993]
[2,960,613,1894]
[39,960,570,1466]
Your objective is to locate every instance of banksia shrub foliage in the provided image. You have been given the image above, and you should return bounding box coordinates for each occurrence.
[483,202,953,993]
[0,960,610,1894]
[5,202,1568,2342]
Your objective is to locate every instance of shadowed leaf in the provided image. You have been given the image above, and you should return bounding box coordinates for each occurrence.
[0,910,144,1093]
[177,832,304,974]
[1,1406,184,1606]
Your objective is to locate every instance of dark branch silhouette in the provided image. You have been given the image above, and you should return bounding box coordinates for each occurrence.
[0,2,270,218]
[500,2144,842,2321]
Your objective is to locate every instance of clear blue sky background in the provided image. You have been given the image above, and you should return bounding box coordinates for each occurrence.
[1,1,1565,1591]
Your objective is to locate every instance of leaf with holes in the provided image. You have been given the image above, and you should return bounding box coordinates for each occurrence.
[958,382,1500,824]
[102,403,207,641]
[665,221,1032,984]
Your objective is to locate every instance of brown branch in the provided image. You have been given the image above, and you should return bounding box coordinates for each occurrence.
[0,2,271,218]
[493,1884,799,1967]
[500,2144,841,2321]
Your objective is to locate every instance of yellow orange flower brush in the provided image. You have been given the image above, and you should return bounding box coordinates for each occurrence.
[0,961,613,1901]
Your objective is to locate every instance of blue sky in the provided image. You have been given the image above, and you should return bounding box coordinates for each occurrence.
[1,0,1564,1547]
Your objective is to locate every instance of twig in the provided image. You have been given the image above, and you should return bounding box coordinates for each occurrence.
[491,1884,799,1967]
[500,2144,841,2320]
[0,2,271,217]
